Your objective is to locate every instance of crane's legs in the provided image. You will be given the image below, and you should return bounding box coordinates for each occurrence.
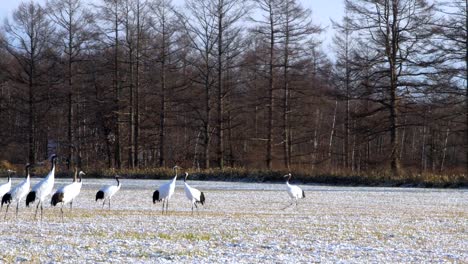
[34,202,40,219]
[60,205,64,223]
[194,203,199,215]
[4,204,10,220]
[40,203,44,221]
[102,200,106,209]
[108,199,111,210]
[282,201,295,210]
[15,202,19,219]
[165,200,169,214]
[70,201,73,212]
[161,200,165,215]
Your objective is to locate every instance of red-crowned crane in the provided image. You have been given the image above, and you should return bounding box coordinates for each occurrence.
[51,167,85,221]
[283,173,305,209]
[26,154,57,220]
[95,175,121,210]
[153,166,178,214]
[0,170,14,206]
[1,164,31,220]
[183,172,205,215]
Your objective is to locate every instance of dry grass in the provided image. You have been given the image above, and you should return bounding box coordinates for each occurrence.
[77,167,467,188]
[0,163,465,188]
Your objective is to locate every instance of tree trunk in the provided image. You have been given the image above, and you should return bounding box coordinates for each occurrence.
[217,0,225,169]
[328,100,338,168]
[266,4,275,170]
[159,44,166,167]
[114,6,121,169]
[389,0,401,177]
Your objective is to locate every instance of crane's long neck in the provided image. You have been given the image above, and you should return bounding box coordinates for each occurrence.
[285,175,291,186]
[50,158,56,171]
[116,177,120,188]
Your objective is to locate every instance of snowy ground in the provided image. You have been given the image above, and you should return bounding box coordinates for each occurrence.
[0,178,466,263]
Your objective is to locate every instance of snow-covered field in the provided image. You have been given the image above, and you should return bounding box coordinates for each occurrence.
[0,178,466,263]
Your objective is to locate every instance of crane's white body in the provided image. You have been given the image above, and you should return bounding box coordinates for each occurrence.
[183,172,205,214]
[31,165,56,203]
[153,175,177,214]
[96,177,121,209]
[27,155,57,220]
[159,176,177,200]
[284,173,305,209]
[8,175,30,205]
[184,182,201,204]
[0,177,11,199]
[2,167,30,219]
[51,170,84,221]
[98,184,120,200]
[286,182,304,200]
[54,181,82,206]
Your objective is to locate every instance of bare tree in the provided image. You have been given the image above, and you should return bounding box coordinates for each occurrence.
[212,0,247,169]
[252,0,282,169]
[149,0,179,167]
[47,0,96,169]
[2,2,55,164]
[277,0,321,169]
[434,0,467,172]
[346,0,436,177]
[97,0,124,168]
[180,0,218,168]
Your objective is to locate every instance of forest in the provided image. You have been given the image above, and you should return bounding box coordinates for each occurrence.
[0,0,466,184]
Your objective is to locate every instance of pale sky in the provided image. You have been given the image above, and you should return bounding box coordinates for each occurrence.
[0,0,344,50]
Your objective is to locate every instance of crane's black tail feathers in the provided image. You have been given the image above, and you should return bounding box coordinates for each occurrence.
[153,190,160,204]
[95,190,104,201]
[26,191,36,207]
[51,192,64,206]
[302,190,305,198]
[1,193,12,207]
[199,192,205,205]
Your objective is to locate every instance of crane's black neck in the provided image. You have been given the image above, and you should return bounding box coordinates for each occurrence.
[73,168,78,182]
[115,176,120,186]
[50,155,57,171]
[25,165,30,178]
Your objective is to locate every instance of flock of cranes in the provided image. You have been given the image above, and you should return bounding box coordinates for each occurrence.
[0,155,305,221]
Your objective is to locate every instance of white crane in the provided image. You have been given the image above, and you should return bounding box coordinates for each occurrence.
[0,170,14,204]
[51,167,85,221]
[283,173,305,209]
[153,166,178,214]
[95,175,121,210]
[1,164,31,220]
[26,154,58,220]
[183,172,205,215]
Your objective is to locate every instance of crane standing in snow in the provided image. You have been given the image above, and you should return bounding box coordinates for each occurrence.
[1,164,31,219]
[153,166,178,214]
[51,167,85,221]
[283,173,305,209]
[183,172,205,215]
[0,170,14,205]
[95,175,121,210]
[26,154,58,221]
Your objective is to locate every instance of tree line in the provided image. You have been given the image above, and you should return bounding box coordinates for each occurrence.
[0,0,466,178]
